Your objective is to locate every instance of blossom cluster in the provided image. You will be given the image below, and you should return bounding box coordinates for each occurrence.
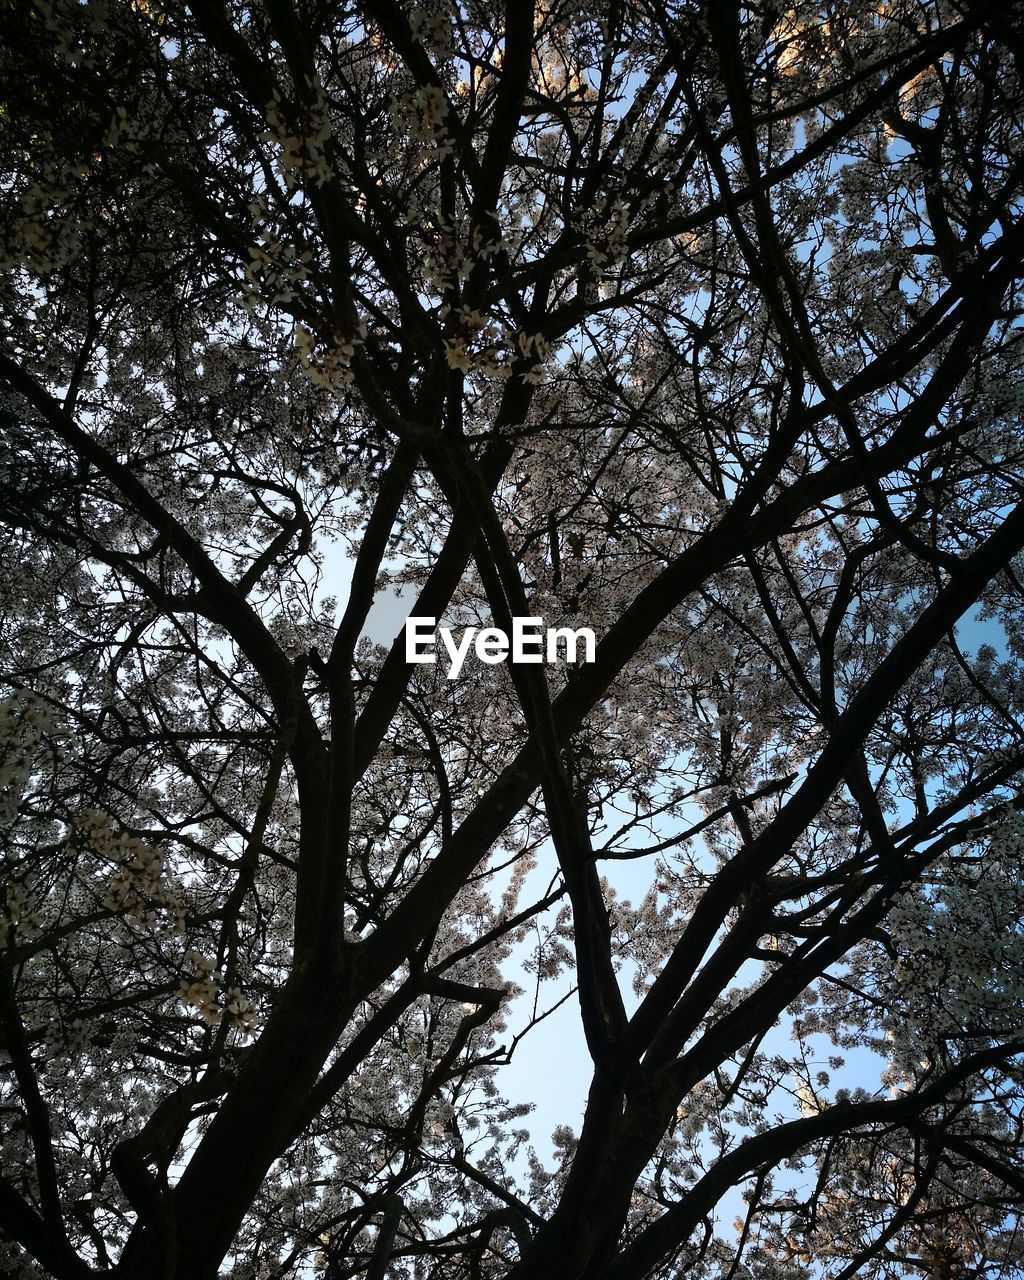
[439,303,510,378]
[240,197,314,312]
[72,808,183,932]
[7,172,84,275]
[422,218,471,289]
[294,319,367,389]
[104,103,150,154]
[0,692,51,823]
[420,214,511,294]
[881,819,1024,1076]
[1,879,40,947]
[409,7,454,54]
[179,950,258,1036]
[263,87,334,189]
[584,195,632,268]
[41,1017,92,1063]
[389,84,453,157]
[432,295,555,382]
[514,330,554,383]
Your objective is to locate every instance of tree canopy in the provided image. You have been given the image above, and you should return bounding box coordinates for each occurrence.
[2,1,1024,1277]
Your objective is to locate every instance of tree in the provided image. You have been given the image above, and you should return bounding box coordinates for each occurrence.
[1,0,1024,1276]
